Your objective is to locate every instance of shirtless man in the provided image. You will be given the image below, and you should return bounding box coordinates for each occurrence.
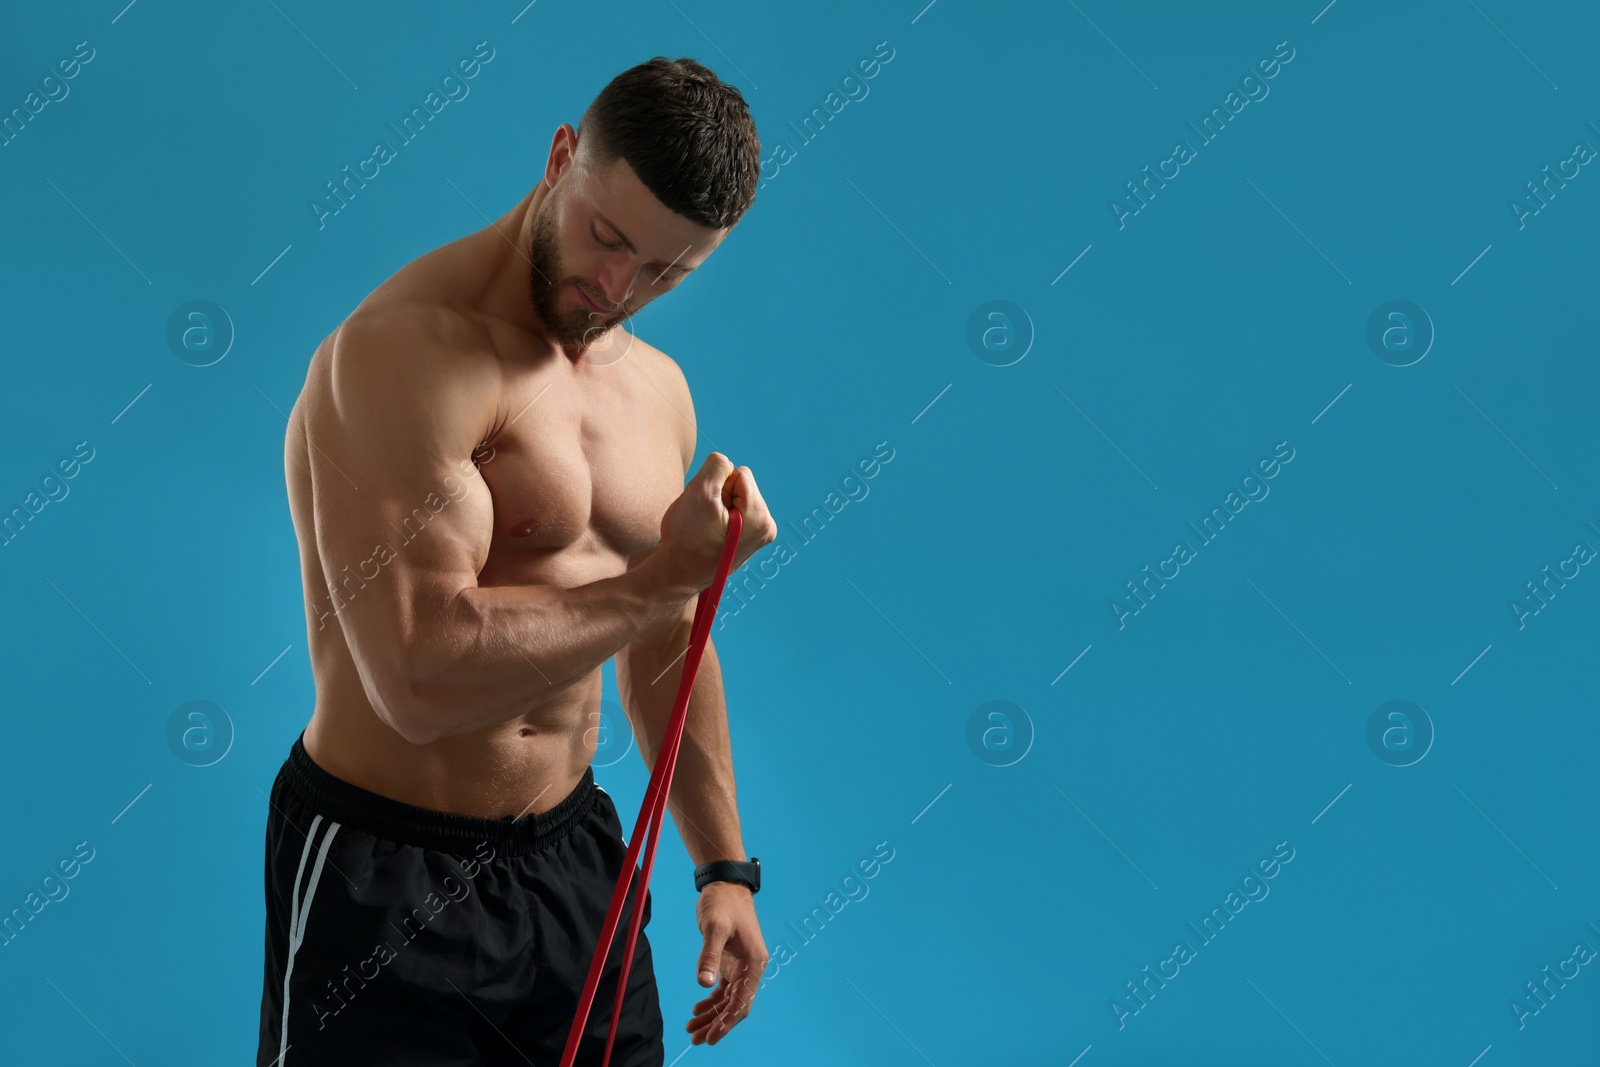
[257,57,777,1066]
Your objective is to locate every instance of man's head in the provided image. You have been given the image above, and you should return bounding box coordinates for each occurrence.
[527,57,760,350]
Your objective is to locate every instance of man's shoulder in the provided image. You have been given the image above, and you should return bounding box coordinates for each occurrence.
[623,333,696,468]
[316,300,501,418]
[336,297,490,354]
[626,332,690,393]
[627,333,695,417]
[327,299,496,376]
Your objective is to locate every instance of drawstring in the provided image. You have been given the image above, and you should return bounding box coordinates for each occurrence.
[560,505,744,1067]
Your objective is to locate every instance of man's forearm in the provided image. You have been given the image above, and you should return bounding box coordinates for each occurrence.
[618,630,747,865]
[405,548,700,744]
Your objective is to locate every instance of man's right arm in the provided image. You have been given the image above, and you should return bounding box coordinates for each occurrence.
[308,309,702,746]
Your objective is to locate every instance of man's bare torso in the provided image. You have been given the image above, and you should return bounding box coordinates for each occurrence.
[284,201,689,820]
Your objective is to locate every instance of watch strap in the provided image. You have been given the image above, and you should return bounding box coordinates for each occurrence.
[694,856,759,894]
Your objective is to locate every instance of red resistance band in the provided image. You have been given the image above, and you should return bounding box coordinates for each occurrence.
[559,504,744,1067]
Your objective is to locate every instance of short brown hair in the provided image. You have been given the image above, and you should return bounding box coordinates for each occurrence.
[577,57,760,230]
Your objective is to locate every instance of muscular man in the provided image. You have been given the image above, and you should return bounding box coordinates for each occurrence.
[257,57,777,1066]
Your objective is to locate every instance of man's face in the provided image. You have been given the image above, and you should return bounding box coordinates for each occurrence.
[528,149,726,351]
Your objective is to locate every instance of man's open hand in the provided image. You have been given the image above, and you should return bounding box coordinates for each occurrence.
[687,881,767,1045]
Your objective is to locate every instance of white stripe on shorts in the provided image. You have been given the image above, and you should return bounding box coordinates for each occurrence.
[278,814,341,1066]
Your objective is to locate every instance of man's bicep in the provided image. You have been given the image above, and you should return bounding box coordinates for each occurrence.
[306,313,499,737]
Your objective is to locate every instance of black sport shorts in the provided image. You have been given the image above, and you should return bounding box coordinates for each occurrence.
[256,732,664,1066]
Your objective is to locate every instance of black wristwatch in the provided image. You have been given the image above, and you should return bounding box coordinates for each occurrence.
[694,856,760,894]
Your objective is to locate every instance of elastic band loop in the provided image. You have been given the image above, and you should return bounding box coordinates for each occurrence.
[560,506,744,1067]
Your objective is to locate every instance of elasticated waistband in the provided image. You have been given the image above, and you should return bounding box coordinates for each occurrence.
[280,731,599,858]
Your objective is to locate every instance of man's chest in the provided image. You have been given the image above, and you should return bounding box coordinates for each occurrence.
[475,369,685,563]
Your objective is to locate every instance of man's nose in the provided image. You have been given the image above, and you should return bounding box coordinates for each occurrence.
[598,258,645,307]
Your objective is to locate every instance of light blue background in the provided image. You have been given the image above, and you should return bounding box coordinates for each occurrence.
[2,1,1597,1064]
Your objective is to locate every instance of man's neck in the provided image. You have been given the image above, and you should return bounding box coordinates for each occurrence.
[479,182,551,341]
[481,181,617,365]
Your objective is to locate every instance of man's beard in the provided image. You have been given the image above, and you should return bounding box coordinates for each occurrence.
[527,201,634,350]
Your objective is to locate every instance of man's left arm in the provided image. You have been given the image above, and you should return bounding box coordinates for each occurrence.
[616,550,769,1046]
[615,582,745,867]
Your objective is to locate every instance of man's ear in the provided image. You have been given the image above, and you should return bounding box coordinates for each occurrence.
[545,123,579,188]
